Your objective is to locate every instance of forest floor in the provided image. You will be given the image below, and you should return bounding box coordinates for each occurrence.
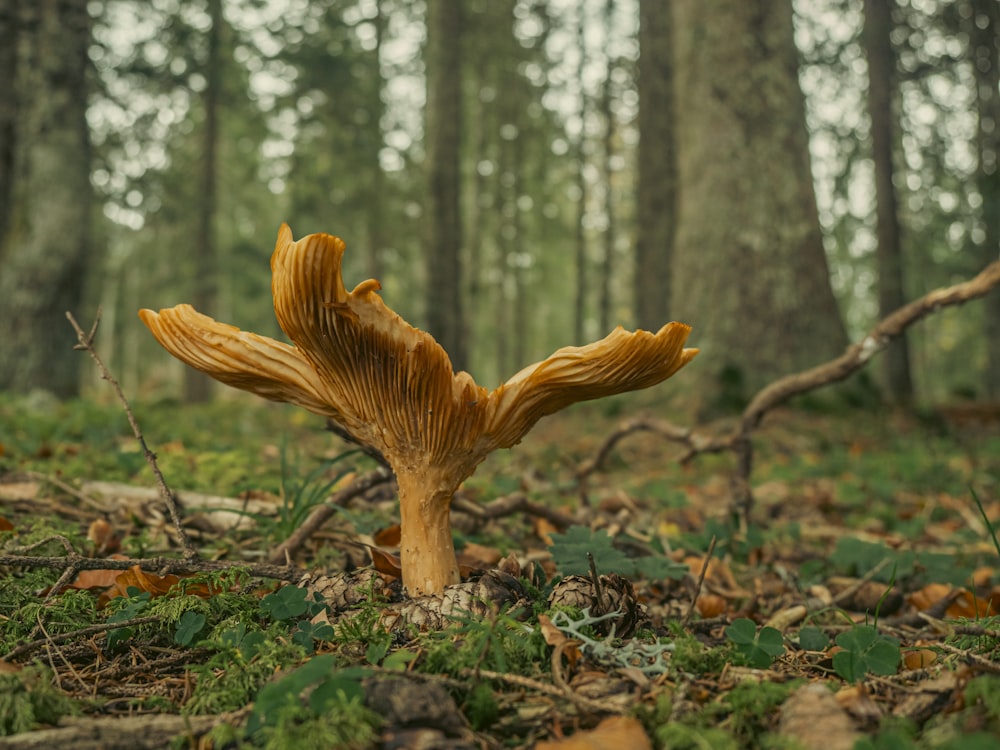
[1,391,1000,749]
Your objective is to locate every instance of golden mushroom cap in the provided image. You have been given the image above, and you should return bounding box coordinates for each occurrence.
[140,225,697,475]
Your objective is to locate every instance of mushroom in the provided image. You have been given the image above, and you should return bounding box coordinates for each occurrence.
[140,225,698,596]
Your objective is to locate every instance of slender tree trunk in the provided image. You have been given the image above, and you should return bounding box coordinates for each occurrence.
[598,0,616,336]
[573,7,588,344]
[366,0,385,282]
[185,0,222,402]
[0,0,18,249]
[0,0,92,397]
[970,0,1000,398]
[864,0,913,404]
[670,0,847,405]
[424,0,466,371]
[634,0,675,331]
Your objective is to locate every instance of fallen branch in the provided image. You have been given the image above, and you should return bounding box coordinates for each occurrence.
[452,491,578,529]
[579,260,1000,523]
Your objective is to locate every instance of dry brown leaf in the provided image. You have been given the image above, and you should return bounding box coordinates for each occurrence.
[0,517,14,531]
[534,716,652,750]
[535,517,558,546]
[87,519,120,555]
[538,614,567,647]
[780,682,861,750]
[909,583,996,618]
[460,541,503,567]
[369,547,403,578]
[373,524,401,548]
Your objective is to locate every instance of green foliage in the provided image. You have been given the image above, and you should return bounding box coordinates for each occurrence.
[245,655,377,745]
[421,608,545,678]
[0,664,76,736]
[666,627,737,675]
[549,525,687,580]
[797,625,830,651]
[185,636,307,716]
[828,537,974,588]
[718,680,797,745]
[174,611,207,646]
[3,587,98,651]
[725,619,785,669]
[260,586,312,621]
[832,626,900,683]
[655,722,739,750]
[104,588,152,651]
[266,443,361,541]
[462,682,501,730]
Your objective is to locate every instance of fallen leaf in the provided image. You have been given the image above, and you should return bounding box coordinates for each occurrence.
[909,583,996,618]
[780,682,861,750]
[87,519,121,555]
[535,517,558,546]
[0,517,14,531]
[534,716,652,750]
[373,524,401,548]
[369,547,403,578]
[459,541,502,567]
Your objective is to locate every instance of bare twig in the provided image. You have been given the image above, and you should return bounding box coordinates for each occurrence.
[4,615,162,663]
[452,491,578,529]
[267,467,393,564]
[681,535,717,629]
[0,552,301,584]
[66,310,198,560]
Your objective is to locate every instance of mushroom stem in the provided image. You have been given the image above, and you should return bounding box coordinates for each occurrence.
[396,470,463,596]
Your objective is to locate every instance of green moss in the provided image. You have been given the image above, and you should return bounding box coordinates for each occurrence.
[257,698,380,750]
[185,638,308,715]
[0,664,76,736]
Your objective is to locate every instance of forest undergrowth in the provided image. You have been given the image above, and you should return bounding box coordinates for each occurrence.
[2,391,1000,749]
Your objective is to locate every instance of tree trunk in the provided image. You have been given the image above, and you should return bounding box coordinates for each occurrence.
[634,0,675,331]
[669,0,848,406]
[0,0,18,249]
[424,0,466,371]
[366,0,385,283]
[185,0,222,403]
[0,0,92,397]
[864,0,913,404]
[598,0,616,336]
[970,0,1000,398]
[572,8,589,345]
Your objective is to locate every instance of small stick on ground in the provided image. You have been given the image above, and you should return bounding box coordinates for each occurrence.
[681,535,717,629]
[66,309,198,560]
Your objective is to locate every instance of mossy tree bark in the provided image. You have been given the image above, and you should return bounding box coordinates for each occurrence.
[669,0,848,405]
[424,0,467,372]
[0,0,92,397]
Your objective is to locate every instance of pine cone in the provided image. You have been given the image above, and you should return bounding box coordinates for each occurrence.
[547,574,644,637]
[380,570,530,631]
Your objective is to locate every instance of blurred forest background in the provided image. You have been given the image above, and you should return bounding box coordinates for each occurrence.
[0,0,998,411]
